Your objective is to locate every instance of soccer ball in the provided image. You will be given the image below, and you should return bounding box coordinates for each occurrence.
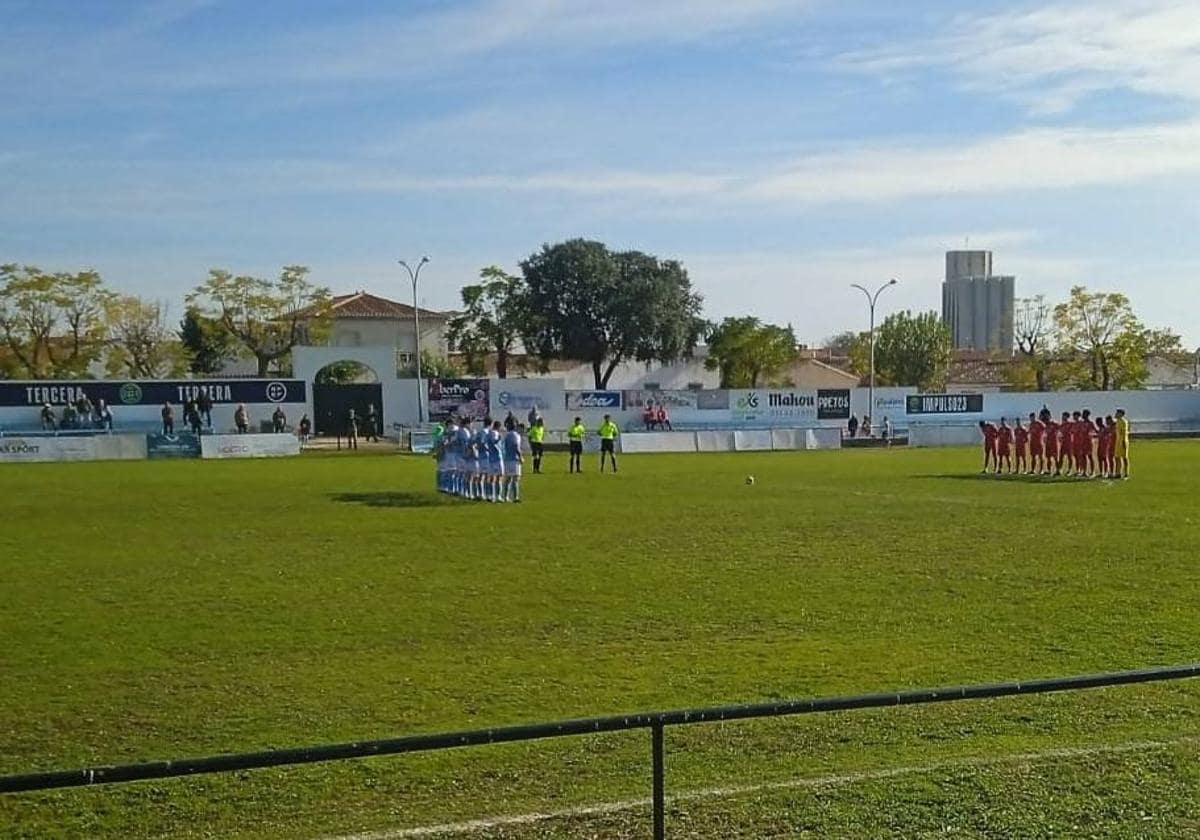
[745,475,756,486]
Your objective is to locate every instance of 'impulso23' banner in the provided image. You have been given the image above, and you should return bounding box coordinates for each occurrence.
[0,380,306,407]
[428,379,489,421]
[906,393,984,415]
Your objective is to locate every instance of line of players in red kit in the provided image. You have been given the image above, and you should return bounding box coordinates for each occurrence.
[979,408,1130,480]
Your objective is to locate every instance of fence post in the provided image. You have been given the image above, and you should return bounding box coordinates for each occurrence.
[652,722,665,840]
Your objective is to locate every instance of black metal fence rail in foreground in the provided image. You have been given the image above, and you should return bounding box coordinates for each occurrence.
[4,663,1200,839]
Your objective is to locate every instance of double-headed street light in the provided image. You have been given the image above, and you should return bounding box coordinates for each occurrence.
[399,256,430,424]
[850,278,898,426]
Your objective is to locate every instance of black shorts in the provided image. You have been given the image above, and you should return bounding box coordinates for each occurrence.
[531,442,544,457]
[600,439,615,453]
[569,441,583,455]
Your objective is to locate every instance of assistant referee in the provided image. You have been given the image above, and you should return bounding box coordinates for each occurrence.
[598,414,619,473]
[567,416,585,473]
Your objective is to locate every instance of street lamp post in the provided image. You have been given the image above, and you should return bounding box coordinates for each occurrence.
[850,278,898,429]
[399,256,430,424]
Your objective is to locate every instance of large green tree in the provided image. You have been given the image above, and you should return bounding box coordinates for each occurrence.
[852,310,952,390]
[178,306,238,374]
[518,239,705,388]
[0,264,112,378]
[187,266,331,376]
[1052,286,1163,391]
[446,266,525,378]
[705,317,797,387]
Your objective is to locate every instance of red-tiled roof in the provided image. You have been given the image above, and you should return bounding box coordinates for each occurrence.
[325,291,448,320]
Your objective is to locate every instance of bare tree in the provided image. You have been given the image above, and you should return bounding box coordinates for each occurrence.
[1013,296,1053,391]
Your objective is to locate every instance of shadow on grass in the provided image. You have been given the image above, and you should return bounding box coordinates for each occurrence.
[330,491,459,509]
[916,473,1115,485]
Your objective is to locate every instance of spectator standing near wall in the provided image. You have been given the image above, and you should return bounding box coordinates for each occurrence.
[365,404,379,442]
[76,393,92,425]
[345,408,359,451]
[183,399,198,432]
[272,406,287,433]
[298,414,311,445]
[95,400,113,430]
[848,415,859,439]
[40,403,57,431]
[187,402,202,435]
[234,403,249,434]
[161,402,175,435]
[197,391,214,429]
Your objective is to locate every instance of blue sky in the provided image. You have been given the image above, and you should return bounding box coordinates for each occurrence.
[3,0,1198,347]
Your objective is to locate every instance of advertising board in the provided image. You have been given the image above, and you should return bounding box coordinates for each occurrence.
[428,379,489,421]
[565,391,623,410]
[623,390,699,411]
[0,379,306,407]
[146,433,202,459]
[200,434,301,459]
[0,436,94,463]
[816,389,851,420]
[906,394,985,415]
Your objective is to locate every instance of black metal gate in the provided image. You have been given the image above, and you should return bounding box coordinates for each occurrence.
[312,383,383,437]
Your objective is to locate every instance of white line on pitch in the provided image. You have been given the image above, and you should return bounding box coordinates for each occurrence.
[322,735,1200,840]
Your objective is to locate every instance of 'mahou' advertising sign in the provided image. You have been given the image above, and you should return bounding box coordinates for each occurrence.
[906,393,984,415]
[764,390,817,421]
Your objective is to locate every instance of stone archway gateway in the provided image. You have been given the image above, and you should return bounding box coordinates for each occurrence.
[311,361,383,437]
[292,346,407,437]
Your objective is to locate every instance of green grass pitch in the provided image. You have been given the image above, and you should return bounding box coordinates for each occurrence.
[2,442,1200,838]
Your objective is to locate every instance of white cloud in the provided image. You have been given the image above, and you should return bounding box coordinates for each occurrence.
[838,0,1200,115]
[743,121,1200,203]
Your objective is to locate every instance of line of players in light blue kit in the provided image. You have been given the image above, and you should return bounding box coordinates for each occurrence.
[435,418,524,502]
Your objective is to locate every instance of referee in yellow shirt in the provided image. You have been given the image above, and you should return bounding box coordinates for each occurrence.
[567,417,585,473]
[528,417,546,473]
[598,414,620,473]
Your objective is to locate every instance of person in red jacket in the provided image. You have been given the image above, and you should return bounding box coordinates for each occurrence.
[996,418,1014,475]
[1014,417,1029,475]
[979,421,998,474]
[1027,413,1045,475]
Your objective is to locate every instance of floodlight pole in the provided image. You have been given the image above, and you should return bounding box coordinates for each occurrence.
[399,257,430,425]
[851,279,898,428]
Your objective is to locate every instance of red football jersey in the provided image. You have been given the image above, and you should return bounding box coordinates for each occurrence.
[982,424,999,447]
[1029,420,1044,443]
